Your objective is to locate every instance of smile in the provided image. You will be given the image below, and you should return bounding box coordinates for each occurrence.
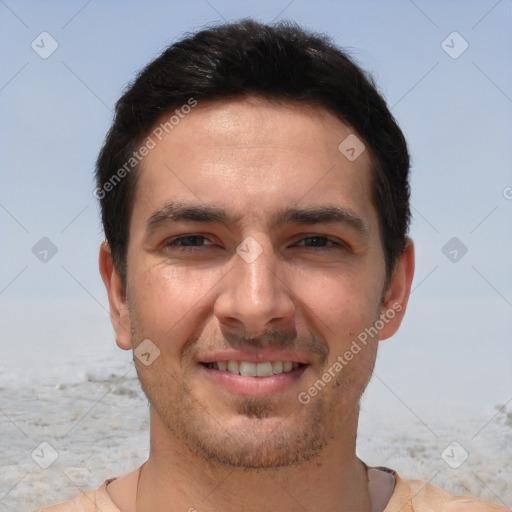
[200,359,309,396]
[203,360,303,377]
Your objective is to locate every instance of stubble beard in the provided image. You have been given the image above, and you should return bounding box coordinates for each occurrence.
[137,351,370,470]
[129,305,375,471]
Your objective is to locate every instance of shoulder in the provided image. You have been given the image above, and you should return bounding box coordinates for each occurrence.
[387,473,509,511]
[32,481,119,512]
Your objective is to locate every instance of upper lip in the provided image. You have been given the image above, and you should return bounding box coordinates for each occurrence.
[199,349,311,365]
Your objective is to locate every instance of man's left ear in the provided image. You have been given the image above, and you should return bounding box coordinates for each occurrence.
[379,238,415,341]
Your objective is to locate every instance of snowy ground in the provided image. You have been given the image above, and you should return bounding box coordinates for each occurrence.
[1,360,511,512]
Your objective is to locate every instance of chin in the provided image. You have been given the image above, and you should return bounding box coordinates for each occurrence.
[161,394,336,470]
[187,426,329,470]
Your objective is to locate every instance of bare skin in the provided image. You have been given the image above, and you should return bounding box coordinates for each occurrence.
[100,97,415,512]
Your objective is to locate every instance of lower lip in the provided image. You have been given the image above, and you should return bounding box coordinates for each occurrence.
[200,365,308,396]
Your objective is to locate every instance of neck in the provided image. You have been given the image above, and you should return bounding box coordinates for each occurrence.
[134,407,371,512]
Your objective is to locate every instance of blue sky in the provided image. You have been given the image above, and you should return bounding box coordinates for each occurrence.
[1,0,511,426]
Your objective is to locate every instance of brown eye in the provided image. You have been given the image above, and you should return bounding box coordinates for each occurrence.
[166,235,213,248]
[295,236,338,248]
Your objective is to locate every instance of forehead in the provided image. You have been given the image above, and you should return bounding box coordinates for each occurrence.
[132,97,378,233]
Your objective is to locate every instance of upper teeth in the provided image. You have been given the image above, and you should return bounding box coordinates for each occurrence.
[206,361,299,376]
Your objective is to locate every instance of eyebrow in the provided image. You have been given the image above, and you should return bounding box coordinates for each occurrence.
[146,202,242,231]
[146,201,369,238]
[270,205,368,236]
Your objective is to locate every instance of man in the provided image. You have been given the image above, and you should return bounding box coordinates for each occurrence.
[35,19,507,512]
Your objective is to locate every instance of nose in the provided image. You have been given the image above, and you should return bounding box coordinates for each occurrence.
[214,237,296,336]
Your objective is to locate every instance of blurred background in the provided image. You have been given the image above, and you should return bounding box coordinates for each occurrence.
[1,0,511,509]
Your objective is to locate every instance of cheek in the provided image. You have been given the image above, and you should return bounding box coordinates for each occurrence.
[296,270,382,338]
[299,272,382,384]
[128,264,218,346]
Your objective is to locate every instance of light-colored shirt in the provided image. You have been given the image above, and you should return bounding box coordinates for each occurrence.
[33,465,509,512]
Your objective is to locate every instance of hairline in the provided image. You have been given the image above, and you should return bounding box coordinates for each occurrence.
[115,95,396,286]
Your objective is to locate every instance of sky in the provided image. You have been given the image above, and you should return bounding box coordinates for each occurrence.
[1,0,511,428]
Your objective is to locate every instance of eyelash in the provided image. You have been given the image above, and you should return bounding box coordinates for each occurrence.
[165,235,344,251]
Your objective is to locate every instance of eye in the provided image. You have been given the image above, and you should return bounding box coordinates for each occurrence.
[294,236,342,249]
[165,235,213,249]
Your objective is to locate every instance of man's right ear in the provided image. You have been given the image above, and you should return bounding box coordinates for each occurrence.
[99,242,132,350]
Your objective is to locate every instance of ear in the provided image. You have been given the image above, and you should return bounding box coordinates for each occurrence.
[379,238,415,341]
[99,242,132,350]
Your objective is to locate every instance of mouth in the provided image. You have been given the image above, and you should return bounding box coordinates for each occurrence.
[202,360,305,376]
[199,358,309,397]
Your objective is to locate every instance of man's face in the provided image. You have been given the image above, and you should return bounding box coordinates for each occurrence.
[110,97,406,468]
